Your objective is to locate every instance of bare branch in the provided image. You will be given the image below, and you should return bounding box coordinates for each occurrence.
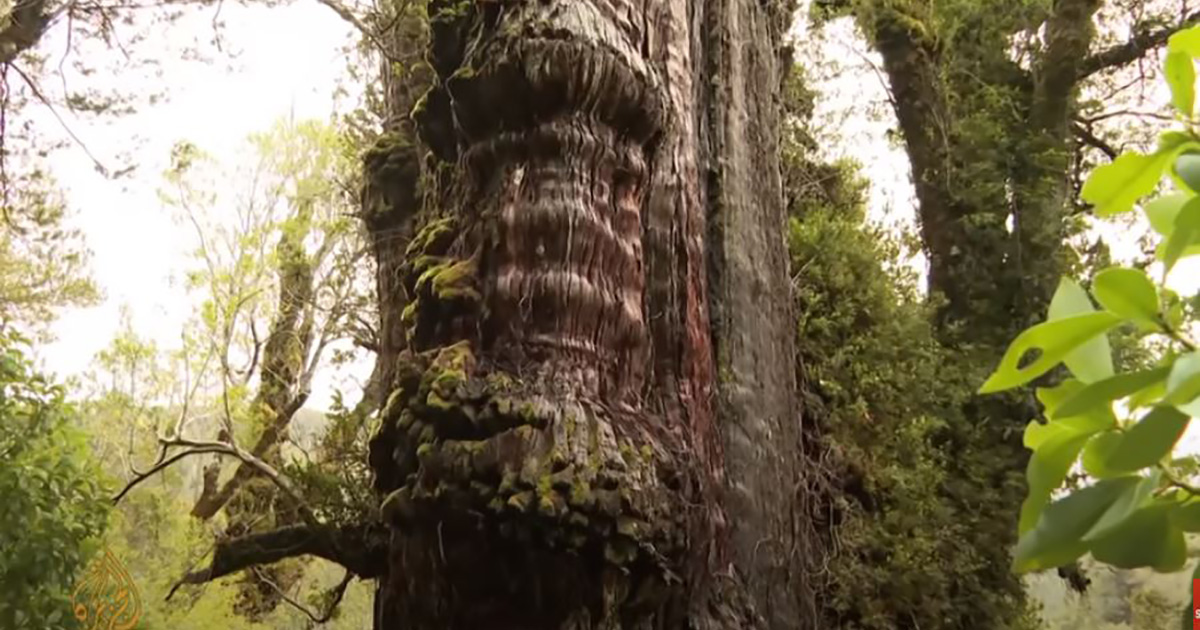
[310,0,400,63]
[1072,123,1118,160]
[237,317,263,386]
[113,444,227,504]
[8,62,110,175]
[1078,12,1200,79]
[115,435,322,530]
[191,393,310,519]
[251,566,355,625]
[1078,108,1180,124]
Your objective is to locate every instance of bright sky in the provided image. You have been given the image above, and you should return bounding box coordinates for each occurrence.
[31,2,363,409]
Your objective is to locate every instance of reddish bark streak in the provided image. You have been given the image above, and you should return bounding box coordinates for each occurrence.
[365,1,798,627]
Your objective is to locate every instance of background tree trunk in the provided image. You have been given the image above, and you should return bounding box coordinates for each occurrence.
[362,0,810,627]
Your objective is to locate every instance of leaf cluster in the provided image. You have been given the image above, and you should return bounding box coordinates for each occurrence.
[0,330,109,629]
[983,26,1200,627]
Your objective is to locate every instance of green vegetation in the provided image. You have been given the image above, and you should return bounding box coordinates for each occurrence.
[6,0,1200,627]
[0,332,108,630]
[982,24,1200,629]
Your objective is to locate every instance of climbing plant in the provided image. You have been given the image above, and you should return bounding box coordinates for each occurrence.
[981,24,1200,629]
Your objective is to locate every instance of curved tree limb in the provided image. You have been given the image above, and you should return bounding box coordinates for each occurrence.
[115,435,321,530]
[1077,11,1200,80]
[189,392,309,518]
[309,0,401,64]
[165,522,388,600]
[1072,123,1118,159]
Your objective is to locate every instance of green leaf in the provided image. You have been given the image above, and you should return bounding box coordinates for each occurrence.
[1167,26,1200,124]
[1082,431,1125,478]
[979,312,1122,394]
[1144,193,1190,235]
[1052,367,1171,418]
[1129,375,1169,410]
[1170,501,1200,531]
[1013,477,1138,573]
[1082,151,1170,217]
[1167,352,1200,416]
[1090,504,1187,571]
[1083,470,1161,541]
[1107,406,1190,473]
[1048,278,1115,383]
[1025,383,1114,450]
[1024,408,1114,448]
[1169,25,1200,57]
[1161,196,1200,273]
[1165,51,1196,119]
[1092,267,1160,326]
[1019,430,1091,534]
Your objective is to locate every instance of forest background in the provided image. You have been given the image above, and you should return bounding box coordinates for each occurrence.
[4,0,1200,628]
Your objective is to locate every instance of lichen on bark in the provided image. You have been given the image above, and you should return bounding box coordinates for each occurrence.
[363,1,806,628]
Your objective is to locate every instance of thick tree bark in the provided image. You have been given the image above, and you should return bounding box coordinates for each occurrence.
[362,0,806,628]
[700,0,810,624]
[1010,0,1099,322]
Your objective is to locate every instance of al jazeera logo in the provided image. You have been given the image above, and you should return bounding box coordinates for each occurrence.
[1194,578,1200,629]
[69,548,142,630]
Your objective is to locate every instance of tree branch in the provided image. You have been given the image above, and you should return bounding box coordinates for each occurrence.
[1078,12,1200,80]
[1072,123,1118,160]
[190,393,309,519]
[250,566,354,625]
[309,0,400,64]
[115,435,321,530]
[7,62,110,175]
[166,522,388,600]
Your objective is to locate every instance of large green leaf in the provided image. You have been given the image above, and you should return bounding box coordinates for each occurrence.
[1149,194,1200,258]
[1092,267,1160,326]
[1170,26,1200,57]
[979,312,1122,394]
[1023,408,1114,449]
[1144,193,1191,235]
[1019,430,1091,534]
[1167,352,1200,416]
[1090,503,1187,571]
[1107,406,1190,473]
[1170,500,1200,531]
[1082,431,1125,478]
[1083,470,1161,541]
[1165,51,1196,119]
[1082,151,1171,217]
[1013,477,1138,573]
[1048,278,1115,383]
[1161,196,1200,273]
[1167,28,1200,124]
[1129,375,1169,410]
[1051,367,1171,419]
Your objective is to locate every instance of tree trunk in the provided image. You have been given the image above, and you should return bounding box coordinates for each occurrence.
[362,1,809,628]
